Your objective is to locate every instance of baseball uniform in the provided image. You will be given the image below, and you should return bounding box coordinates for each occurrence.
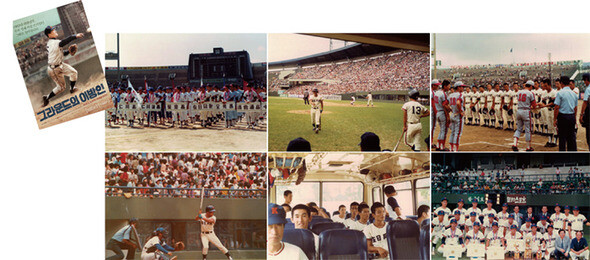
[402,100,428,151]
[199,214,229,255]
[309,94,323,130]
[434,89,449,145]
[514,89,536,144]
[363,223,388,260]
[268,242,308,260]
[448,91,464,149]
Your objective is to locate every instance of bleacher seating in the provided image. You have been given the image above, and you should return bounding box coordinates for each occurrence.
[282,229,317,260]
[319,229,368,260]
[386,220,420,260]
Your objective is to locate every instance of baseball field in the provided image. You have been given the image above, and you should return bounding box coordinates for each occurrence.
[268,96,430,151]
[432,100,589,152]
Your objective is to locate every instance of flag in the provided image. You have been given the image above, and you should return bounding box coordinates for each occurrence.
[128,79,143,105]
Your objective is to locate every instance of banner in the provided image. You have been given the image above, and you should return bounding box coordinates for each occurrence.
[506,194,527,205]
[115,101,266,114]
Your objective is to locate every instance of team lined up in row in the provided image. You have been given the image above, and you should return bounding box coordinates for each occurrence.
[432,75,586,151]
[107,83,266,129]
[432,198,589,259]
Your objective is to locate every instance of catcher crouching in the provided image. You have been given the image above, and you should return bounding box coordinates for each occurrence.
[141,227,184,260]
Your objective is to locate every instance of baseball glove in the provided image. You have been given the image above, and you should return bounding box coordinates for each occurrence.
[174,241,185,251]
[471,107,476,112]
[482,107,488,114]
[68,44,78,56]
[508,109,514,116]
[503,104,508,110]
[490,109,495,116]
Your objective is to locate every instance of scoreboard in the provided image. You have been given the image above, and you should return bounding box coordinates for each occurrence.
[188,47,254,85]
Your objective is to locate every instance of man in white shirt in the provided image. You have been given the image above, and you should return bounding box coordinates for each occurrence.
[452,199,468,221]
[344,202,360,229]
[267,203,308,260]
[331,205,347,223]
[349,203,370,231]
[434,197,452,220]
[291,204,319,257]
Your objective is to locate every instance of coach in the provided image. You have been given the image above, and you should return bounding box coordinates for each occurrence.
[580,73,590,148]
[554,76,578,151]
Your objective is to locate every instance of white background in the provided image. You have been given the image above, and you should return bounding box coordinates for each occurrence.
[1,0,589,259]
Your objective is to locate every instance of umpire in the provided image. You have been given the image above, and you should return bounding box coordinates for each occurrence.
[554,76,578,151]
[106,218,138,260]
[581,73,590,148]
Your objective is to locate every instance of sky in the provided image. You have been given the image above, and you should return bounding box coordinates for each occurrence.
[268,34,349,63]
[433,33,590,67]
[104,33,266,67]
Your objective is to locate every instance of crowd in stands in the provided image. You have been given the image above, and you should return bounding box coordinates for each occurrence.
[437,64,578,86]
[105,153,267,198]
[432,164,590,194]
[269,50,429,94]
[16,37,49,77]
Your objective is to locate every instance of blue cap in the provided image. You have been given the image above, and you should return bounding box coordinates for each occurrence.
[502,203,508,207]
[437,211,445,216]
[508,214,514,219]
[540,216,547,220]
[454,210,461,215]
[531,223,537,228]
[548,225,554,228]
[268,203,287,225]
[488,213,495,218]
[450,219,457,224]
[564,206,570,210]
[511,224,518,229]
[487,199,493,203]
[573,206,580,211]
[471,199,478,203]
[44,26,54,36]
[492,222,498,227]
[441,197,448,202]
[555,203,560,207]
[458,199,464,203]
[470,212,477,216]
[526,218,532,222]
[473,222,480,226]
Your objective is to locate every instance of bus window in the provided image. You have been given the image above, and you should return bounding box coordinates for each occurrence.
[372,186,381,204]
[322,182,363,214]
[415,178,430,208]
[391,181,414,217]
[275,182,320,206]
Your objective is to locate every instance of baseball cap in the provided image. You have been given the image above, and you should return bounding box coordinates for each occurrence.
[441,197,448,202]
[437,211,445,216]
[531,223,537,228]
[573,206,580,211]
[511,224,518,229]
[540,216,547,220]
[471,199,478,203]
[359,132,381,151]
[454,210,461,215]
[473,222,480,226]
[458,199,464,203]
[555,203,561,207]
[44,26,54,36]
[286,137,311,152]
[564,205,570,210]
[431,79,442,85]
[548,225,554,228]
[268,203,287,225]
[502,203,508,207]
[487,199,493,204]
[488,213,495,218]
[525,80,535,86]
[508,214,514,219]
[492,222,498,227]
[470,212,477,217]
[526,218,532,222]
[450,219,457,224]
[454,81,468,88]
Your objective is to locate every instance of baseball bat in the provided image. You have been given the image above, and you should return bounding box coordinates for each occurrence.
[132,225,142,249]
[393,130,406,152]
[199,186,205,212]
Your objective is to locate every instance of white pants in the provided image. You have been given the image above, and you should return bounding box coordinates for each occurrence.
[311,108,321,126]
[367,99,373,106]
[571,250,589,260]
[405,122,422,151]
[47,63,78,95]
[201,232,228,255]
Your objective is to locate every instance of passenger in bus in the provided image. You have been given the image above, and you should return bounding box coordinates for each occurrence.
[307,202,330,219]
[364,202,390,259]
[344,201,359,229]
[332,205,347,223]
[291,204,320,257]
[283,190,293,206]
[416,204,430,225]
[349,203,371,231]
[282,204,292,222]
[384,186,403,220]
[267,203,308,260]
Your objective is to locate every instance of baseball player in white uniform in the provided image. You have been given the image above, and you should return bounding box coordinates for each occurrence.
[196,205,232,260]
[434,80,451,151]
[448,82,465,152]
[438,219,465,256]
[366,92,374,107]
[309,89,324,134]
[364,202,389,260]
[570,206,590,237]
[267,203,308,260]
[483,84,494,127]
[550,204,567,232]
[504,224,523,255]
[492,84,503,129]
[42,26,84,107]
[501,83,514,130]
[402,89,429,151]
[463,86,473,125]
[141,228,178,260]
[432,211,450,252]
[511,83,520,130]
[540,79,558,147]
[512,80,538,151]
[351,95,356,106]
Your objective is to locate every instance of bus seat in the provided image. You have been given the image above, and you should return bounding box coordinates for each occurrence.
[386,220,420,259]
[406,215,418,221]
[311,222,346,235]
[310,217,332,228]
[385,216,394,223]
[419,219,431,260]
[319,229,368,260]
[285,222,295,230]
[282,229,317,260]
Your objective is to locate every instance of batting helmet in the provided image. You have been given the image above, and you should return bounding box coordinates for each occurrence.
[408,89,420,99]
[205,205,216,213]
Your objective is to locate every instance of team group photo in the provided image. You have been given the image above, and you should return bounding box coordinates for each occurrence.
[268,34,430,152]
[104,33,267,151]
[431,34,590,152]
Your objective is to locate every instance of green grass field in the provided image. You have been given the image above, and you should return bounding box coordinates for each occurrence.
[269,97,430,151]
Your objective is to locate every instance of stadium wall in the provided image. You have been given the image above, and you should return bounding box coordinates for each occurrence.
[269,90,430,104]
[432,193,589,209]
[105,197,265,220]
